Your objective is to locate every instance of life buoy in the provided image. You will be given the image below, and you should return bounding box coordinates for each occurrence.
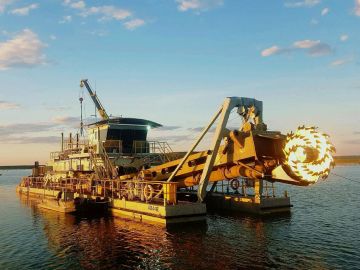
[230,179,240,190]
[143,184,154,201]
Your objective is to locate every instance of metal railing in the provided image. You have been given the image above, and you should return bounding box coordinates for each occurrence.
[50,151,61,160]
[103,140,122,154]
[133,141,179,163]
[213,179,276,198]
[52,139,175,157]
[99,142,117,179]
[89,151,106,179]
[20,177,178,206]
[63,139,89,151]
[50,139,90,160]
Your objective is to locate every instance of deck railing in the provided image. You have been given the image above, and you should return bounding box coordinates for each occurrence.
[19,177,178,206]
[212,179,277,198]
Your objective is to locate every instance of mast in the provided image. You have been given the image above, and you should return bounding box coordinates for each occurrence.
[79,96,84,136]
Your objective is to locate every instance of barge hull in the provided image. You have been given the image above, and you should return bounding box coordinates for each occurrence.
[16,186,207,226]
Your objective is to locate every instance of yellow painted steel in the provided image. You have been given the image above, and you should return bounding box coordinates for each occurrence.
[150,132,257,180]
[123,130,271,188]
[17,184,206,226]
[163,183,177,204]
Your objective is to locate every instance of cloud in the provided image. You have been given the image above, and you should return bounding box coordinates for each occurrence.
[0,29,46,70]
[88,30,108,37]
[0,123,56,137]
[59,15,72,23]
[261,46,282,57]
[293,39,320,48]
[176,0,224,12]
[0,117,79,136]
[304,42,332,56]
[330,57,354,67]
[7,136,60,144]
[344,139,360,145]
[63,1,144,31]
[64,0,131,20]
[261,39,332,58]
[188,127,204,132]
[340,34,349,42]
[0,100,20,110]
[150,134,191,143]
[10,3,38,16]
[321,7,329,16]
[188,125,238,133]
[158,126,182,131]
[355,0,360,16]
[353,131,360,135]
[44,105,71,111]
[80,5,131,21]
[124,19,145,30]
[50,35,56,40]
[261,45,292,57]
[52,116,80,128]
[285,0,321,8]
[0,116,81,144]
[0,0,14,13]
[68,0,85,9]
[188,126,216,132]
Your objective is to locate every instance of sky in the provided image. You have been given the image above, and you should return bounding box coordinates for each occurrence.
[0,0,359,165]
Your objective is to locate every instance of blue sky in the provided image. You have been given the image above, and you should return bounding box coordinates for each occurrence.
[0,0,359,164]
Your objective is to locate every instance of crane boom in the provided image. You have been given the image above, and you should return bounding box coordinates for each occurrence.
[80,79,109,120]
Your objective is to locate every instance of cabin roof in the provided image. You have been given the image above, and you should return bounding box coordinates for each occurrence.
[87,117,162,128]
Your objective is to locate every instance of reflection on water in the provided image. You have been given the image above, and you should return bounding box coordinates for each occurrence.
[1,167,360,269]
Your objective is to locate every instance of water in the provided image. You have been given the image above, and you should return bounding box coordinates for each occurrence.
[0,167,359,270]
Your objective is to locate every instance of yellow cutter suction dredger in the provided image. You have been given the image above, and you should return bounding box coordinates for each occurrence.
[17,80,336,226]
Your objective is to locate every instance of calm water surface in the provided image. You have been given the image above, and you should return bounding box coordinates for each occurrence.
[0,167,359,270]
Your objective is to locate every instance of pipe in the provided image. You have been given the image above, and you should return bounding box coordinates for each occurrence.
[181,163,264,187]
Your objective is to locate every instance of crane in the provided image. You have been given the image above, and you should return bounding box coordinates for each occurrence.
[80,79,109,120]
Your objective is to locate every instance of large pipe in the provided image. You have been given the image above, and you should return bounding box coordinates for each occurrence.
[178,163,264,187]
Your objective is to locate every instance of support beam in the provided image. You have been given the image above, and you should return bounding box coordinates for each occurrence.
[166,97,265,202]
[166,105,223,183]
[254,179,263,204]
[204,182,218,202]
[197,98,234,202]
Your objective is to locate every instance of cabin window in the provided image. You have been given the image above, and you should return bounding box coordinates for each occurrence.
[106,128,147,153]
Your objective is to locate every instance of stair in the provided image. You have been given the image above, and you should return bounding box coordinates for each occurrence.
[89,144,118,180]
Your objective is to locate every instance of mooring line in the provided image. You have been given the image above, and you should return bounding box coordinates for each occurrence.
[331,172,360,184]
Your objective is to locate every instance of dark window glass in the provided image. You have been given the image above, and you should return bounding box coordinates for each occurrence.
[106,128,148,153]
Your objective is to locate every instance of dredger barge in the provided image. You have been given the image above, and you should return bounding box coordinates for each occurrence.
[17,79,335,226]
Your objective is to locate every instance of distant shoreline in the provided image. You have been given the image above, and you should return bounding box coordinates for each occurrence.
[0,165,33,170]
[0,156,359,170]
[334,156,360,165]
